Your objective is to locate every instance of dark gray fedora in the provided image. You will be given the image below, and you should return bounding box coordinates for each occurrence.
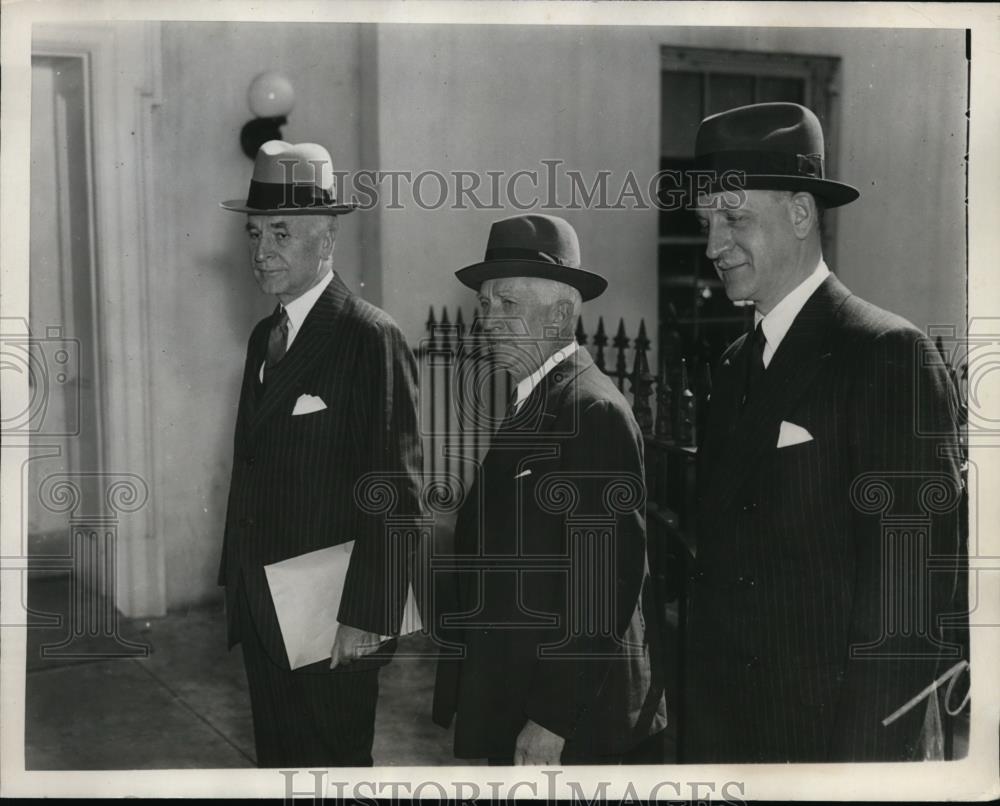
[694,102,859,208]
[455,214,608,301]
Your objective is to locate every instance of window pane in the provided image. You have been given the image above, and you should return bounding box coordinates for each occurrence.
[757,76,805,104]
[696,281,741,320]
[707,73,754,116]
[698,249,719,281]
[660,71,703,157]
[659,243,699,282]
[658,156,701,237]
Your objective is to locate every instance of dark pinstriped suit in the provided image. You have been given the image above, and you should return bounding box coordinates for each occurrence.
[432,348,668,761]
[686,274,963,762]
[219,273,422,767]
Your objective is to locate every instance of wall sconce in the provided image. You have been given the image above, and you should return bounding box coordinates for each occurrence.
[240,71,295,158]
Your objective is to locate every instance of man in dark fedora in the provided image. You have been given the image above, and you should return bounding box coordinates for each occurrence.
[218,140,422,766]
[685,103,964,762]
[431,214,667,765]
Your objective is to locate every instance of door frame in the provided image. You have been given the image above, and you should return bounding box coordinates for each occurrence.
[32,22,165,617]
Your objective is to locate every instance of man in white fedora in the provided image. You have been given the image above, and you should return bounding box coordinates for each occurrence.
[218,141,422,767]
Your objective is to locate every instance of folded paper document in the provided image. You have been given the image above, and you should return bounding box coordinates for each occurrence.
[777,420,813,448]
[264,541,421,670]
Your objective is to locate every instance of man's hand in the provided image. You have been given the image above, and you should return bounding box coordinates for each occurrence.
[514,719,565,765]
[329,624,382,669]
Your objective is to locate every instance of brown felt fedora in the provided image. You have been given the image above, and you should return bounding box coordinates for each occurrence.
[694,102,859,208]
[455,214,608,301]
[220,140,356,215]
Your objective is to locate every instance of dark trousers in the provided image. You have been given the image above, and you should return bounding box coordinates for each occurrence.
[237,584,379,768]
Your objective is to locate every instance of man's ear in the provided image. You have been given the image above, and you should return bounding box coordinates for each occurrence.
[321,216,339,259]
[551,299,575,333]
[788,192,818,239]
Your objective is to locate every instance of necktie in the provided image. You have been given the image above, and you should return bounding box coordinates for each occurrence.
[263,307,289,384]
[494,387,522,435]
[501,390,520,426]
[741,322,767,408]
[507,389,522,418]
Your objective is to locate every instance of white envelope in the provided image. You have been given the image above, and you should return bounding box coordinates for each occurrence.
[292,393,327,416]
[777,420,813,448]
[263,541,422,670]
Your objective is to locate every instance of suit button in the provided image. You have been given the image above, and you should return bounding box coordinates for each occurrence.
[742,501,758,513]
[745,655,760,670]
[245,517,255,527]
[245,456,255,467]
[745,575,757,588]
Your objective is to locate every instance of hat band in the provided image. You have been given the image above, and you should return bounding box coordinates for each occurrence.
[694,149,824,179]
[245,180,337,210]
[484,247,573,266]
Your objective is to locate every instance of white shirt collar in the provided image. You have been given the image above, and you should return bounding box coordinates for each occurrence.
[514,340,579,410]
[281,270,334,348]
[754,259,830,367]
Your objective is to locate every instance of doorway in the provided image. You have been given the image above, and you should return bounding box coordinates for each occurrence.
[28,55,103,555]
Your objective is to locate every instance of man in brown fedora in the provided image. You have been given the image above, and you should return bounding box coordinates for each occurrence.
[218,141,422,766]
[432,214,667,765]
[685,103,964,762]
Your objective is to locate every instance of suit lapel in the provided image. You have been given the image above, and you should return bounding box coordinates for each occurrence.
[699,336,746,479]
[239,321,269,428]
[473,347,592,489]
[708,274,853,512]
[502,346,592,434]
[246,274,352,434]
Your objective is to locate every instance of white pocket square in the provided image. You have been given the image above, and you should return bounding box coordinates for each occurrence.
[777,420,813,448]
[514,469,532,479]
[292,394,327,416]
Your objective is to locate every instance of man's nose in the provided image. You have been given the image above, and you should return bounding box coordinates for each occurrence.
[482,316,507,334]
[253,238,272,263]
[704,222,731,261]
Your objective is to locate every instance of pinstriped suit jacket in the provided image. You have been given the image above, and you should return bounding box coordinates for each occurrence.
[686,274,964,762]
[218,273,423,671]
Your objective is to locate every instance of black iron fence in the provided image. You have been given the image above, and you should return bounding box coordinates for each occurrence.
[413,307,969,518]
[413,307,716,501]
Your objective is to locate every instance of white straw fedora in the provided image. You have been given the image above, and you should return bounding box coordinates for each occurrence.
[220,140,356,215]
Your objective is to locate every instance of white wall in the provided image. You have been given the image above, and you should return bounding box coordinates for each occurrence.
[373,25,662,349]
[151,22,366,608]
